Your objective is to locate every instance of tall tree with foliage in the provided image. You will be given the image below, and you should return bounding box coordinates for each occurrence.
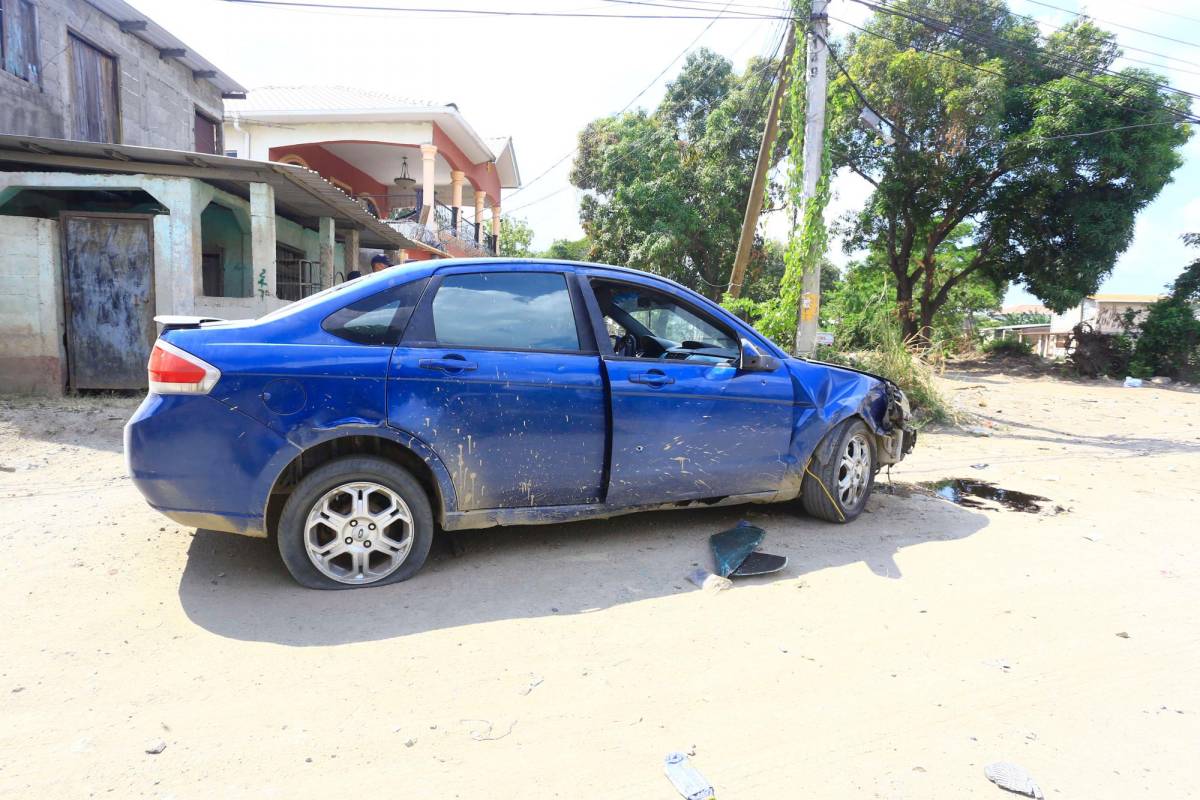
[499,216,536,258]
[541,236,591,261]
[828,0,1192,341]
[570,48,782,299]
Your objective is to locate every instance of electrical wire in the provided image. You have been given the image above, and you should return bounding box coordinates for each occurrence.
[965,0,1200,70]
[858,0,1200,104]
[830,14,1199,128]
[844,0,1200,122]
[507,0,744,202]
[219,0,786,20]
[1022,0,1200,52]
[1032,119,1197,140]
[509,20,788,215]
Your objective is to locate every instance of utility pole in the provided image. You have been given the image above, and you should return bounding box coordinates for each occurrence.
[727,21,796,299]
[794,0,831,356]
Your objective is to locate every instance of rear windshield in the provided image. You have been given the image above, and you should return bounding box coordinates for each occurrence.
[257,276,364,322]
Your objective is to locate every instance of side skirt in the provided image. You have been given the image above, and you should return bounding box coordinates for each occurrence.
[441,489,796,532]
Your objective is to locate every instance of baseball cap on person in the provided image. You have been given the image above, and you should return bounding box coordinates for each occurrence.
[370,254,391,268]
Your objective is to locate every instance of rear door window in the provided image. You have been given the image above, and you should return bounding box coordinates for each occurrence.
[322,278,428,345]
[428,272,581,352]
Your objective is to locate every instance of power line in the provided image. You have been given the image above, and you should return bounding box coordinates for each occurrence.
[848,0,1200,120]
[507,4,780,205]
[1034,119,1198,140]
[219,0,786,20]
[860,0,1200,106]
[1022,0,1200,52]
[922,0,1200,71]
[1126,1,1200,27]
[506,0,742,203]
[830,14,1199,128]
[510,20,787,215]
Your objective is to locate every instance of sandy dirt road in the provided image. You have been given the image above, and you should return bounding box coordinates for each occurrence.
[1,370,1198,799]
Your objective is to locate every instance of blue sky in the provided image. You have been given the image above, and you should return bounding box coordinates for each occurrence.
[131,0,1199,305]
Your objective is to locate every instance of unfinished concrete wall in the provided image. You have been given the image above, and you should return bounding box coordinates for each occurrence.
[0,0,224,149]
[0,216,65,395]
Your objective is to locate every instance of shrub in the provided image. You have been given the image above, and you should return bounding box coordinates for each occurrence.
[981,337,1034,357]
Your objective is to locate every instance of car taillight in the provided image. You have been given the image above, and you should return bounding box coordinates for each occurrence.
[147,340,220,395]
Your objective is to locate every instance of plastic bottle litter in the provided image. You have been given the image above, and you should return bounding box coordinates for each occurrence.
[686,568,732,593]
[984,761,1044,798]
[664,752,715,800]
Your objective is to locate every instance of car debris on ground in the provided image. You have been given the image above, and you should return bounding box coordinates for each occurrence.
[710,521,788,578]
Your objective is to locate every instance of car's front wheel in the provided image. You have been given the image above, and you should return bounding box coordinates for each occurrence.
[277,456,434,589]
[801,419,876,523]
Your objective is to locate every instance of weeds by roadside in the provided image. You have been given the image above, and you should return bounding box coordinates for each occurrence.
[817,315,954,424]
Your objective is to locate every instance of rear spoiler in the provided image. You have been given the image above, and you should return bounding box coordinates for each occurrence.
[154,315,225,333]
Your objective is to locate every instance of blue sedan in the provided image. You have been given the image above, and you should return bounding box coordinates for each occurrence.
[126,259,915,589]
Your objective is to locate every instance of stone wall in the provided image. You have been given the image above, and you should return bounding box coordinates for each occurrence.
[0,216,65,395]
[0,0,224,149]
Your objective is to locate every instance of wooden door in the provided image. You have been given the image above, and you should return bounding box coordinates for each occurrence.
[61,214,155,390]
[68,33,119,143]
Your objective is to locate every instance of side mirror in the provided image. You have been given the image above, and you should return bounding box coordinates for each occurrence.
[738,338,781,372]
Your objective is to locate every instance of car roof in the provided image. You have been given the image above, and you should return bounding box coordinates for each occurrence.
[428,257,699,294]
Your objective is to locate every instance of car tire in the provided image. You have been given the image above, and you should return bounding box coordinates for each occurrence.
[277,456,434,590]
[801,418,876,523]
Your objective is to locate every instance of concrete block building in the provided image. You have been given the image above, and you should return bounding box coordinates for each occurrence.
[0,2,432,395]
[0,0,240,150]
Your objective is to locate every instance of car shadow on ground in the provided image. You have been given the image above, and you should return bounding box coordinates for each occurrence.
[177,490,989,646]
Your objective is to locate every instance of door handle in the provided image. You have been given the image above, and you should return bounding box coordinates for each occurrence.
[629,369,674,386]
[418,357,478,372]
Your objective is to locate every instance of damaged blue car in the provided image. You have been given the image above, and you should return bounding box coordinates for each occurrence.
[126,259,915,589]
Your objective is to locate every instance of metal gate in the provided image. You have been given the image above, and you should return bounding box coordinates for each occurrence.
[60,213,155,390]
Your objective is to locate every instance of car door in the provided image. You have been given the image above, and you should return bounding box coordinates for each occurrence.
[582,273,795,506]
[387,267,606,510]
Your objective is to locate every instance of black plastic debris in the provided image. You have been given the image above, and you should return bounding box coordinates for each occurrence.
[984,761,1044,799]
[710,521,787,578]
[731,551,788,576]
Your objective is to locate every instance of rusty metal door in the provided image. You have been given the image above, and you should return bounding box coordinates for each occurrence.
[61,214,155,390]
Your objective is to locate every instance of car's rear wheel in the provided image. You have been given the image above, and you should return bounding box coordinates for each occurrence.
[801,419,876,523]
[277,456,433,589]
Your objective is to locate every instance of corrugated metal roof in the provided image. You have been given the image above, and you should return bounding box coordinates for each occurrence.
[226,86,443,114]
[83,0,246,96]
[0,133,444,256]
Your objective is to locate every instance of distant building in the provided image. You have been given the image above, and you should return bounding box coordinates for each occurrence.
[999,303,1051,318]
[985,294,1165,359]
[224,86,521,259]
[1050,294,1163,336]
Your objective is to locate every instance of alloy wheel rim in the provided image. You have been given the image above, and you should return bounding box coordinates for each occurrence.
[836,433,872,508]
[303,481,414,584]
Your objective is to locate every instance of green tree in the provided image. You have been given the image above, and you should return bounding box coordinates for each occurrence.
[1130,234,1200,378]
[499,216,536,258]
[828,0,1192,341]
[570,48,782,299]
[541,236,591,261]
